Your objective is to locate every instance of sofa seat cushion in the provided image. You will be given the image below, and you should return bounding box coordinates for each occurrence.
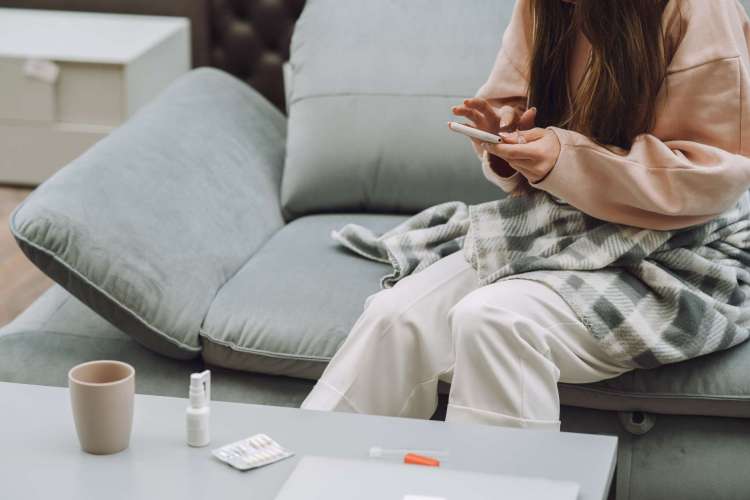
[559,338,750,418]
[200,213,406,379]
[0,286,313,406]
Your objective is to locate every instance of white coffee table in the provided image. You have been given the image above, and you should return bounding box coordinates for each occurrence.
[0,382,617,500]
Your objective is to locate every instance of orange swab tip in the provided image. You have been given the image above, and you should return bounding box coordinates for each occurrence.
[404,453,440,467]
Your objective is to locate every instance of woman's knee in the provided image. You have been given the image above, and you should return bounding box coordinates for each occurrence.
[450,290,507,350]
[364,287,405,322]
[358,287,421,342]
[449,282,545,353]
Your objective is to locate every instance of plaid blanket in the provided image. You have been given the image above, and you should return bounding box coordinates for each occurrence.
[333,191,750,368]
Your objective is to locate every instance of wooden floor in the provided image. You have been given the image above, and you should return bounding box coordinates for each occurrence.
[0,186,52,328]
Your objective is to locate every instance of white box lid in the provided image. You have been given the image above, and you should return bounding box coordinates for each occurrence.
[0,8,188,64]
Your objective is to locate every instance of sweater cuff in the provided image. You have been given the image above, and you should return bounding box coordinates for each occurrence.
[481,150,523,193]
[529,127,575,197]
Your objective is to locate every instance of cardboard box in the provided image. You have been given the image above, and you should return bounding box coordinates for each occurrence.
[0,9,190,184]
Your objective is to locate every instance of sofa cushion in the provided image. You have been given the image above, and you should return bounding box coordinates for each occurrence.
[200,213,407,379]
[10,68,287,360]
[281,0,515,218]
[0,286,313,406]
[559,339,750,419]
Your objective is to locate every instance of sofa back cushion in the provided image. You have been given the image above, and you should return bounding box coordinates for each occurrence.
[10,69,288,360]
[281,0,517,219]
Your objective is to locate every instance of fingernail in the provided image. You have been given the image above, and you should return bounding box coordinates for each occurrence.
[530,107,537,112]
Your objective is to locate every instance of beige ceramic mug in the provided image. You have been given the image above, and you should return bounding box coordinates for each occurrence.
[68,360,135,455]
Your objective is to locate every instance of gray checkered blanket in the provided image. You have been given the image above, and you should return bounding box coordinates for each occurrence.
[333,191,750,368]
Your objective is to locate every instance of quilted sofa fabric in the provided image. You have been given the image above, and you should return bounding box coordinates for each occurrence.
[210,0,306,109]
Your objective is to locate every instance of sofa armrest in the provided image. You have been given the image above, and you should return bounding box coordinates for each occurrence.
[10,68,287,359]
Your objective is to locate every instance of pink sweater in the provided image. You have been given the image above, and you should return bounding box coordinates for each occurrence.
[477,0,750,230]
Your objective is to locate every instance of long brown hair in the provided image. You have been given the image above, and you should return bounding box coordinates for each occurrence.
[528,0,671,149]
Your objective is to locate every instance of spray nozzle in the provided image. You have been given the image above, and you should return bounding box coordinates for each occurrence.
[189,370,211,409]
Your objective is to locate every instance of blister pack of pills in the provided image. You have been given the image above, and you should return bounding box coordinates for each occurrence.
[212,433,294,471]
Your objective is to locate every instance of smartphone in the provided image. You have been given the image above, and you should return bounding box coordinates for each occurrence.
[447,121,503,144]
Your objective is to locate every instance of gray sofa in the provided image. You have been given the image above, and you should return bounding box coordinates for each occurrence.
[3,1,750,499]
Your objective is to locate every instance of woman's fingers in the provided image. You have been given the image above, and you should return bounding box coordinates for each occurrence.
[453,99,538,133]
[470,138,484,150]
[452,105,486,127]
[463,98,499,128]
[482,142,530,160]
[483,143,540,181]
[500,127,546,144]
[497,106,517,130]
[464,98,495,118]
[518,107,537,131]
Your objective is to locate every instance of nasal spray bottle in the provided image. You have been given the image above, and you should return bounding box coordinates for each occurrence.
[186,370,211,447]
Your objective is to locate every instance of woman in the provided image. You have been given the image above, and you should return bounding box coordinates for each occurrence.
[301,0,750,430]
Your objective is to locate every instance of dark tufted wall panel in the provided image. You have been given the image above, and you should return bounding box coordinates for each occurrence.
[0,0,305,110]
[209,0,306,110]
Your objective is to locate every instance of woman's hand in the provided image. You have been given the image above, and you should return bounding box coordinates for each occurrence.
[451,98,536,138]
[451,98,537,178]
[482,128,561,183]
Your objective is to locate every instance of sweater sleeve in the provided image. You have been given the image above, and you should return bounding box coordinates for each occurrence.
[480,150,525,193]
[532,0,750,230]
[535,128,750,230]
[471,0,532,194]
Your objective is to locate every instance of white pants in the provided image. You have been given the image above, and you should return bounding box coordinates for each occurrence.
[302,252,631,430]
